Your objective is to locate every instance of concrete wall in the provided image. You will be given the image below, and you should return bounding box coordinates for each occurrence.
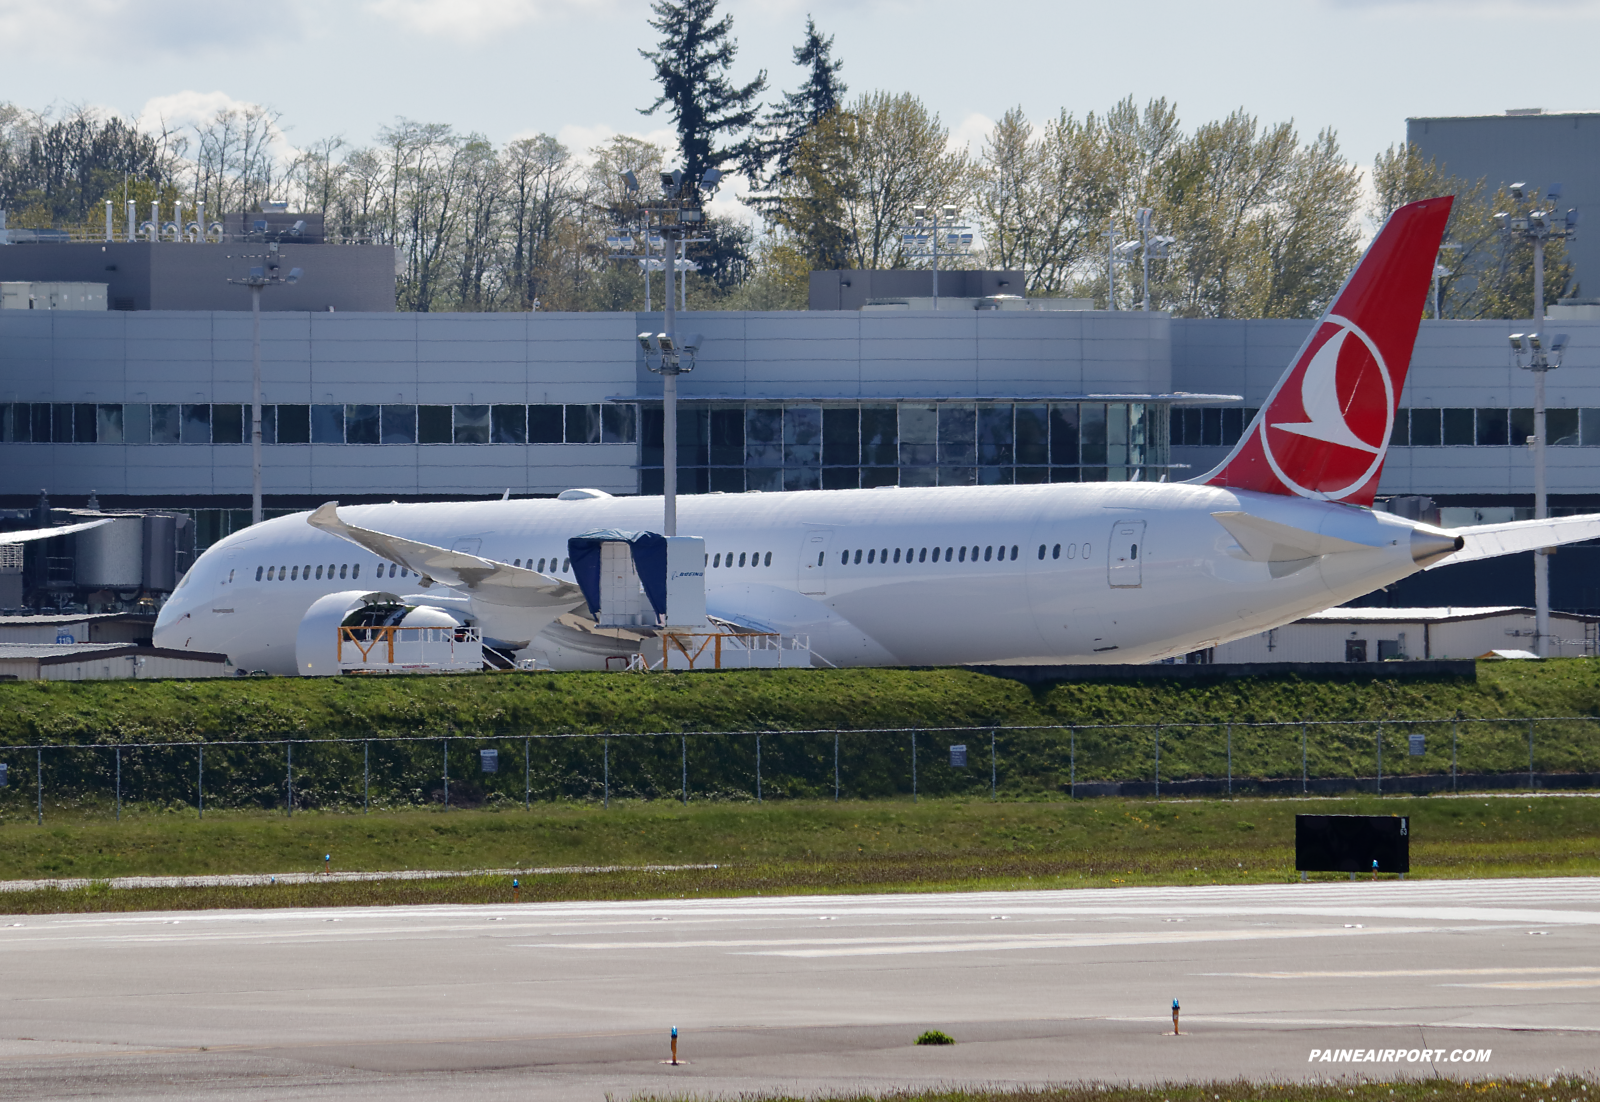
[808,270,1025,311]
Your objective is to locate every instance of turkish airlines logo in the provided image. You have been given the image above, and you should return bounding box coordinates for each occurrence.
[1259,315,1393,501]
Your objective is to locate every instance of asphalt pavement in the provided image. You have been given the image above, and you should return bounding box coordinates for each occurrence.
[0,877,1597,1100]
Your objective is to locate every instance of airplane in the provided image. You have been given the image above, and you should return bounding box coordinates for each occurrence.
[136,195,1600,674]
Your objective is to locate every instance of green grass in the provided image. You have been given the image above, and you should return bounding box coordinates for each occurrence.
[0,793,1596,914]
[628,1078,1597,1102]
[3,661,1600,744]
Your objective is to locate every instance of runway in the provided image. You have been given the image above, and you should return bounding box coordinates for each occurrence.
[1,877,1598,1100]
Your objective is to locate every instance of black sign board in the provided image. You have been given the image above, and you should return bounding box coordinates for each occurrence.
[480,749,499,774]
[949,744,967,768]
[1295,814,1409,874]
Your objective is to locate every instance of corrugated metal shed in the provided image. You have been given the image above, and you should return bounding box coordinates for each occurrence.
[0,613,155,645]
[0,643,230,681]
[1213,606,1597,663]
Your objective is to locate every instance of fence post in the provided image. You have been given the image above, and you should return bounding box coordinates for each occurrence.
[1226,723,1232,798]
[286,742,293,818]
[1301,721,1307,794]
[604,737,609,809]
[834,732,839,801]
[443,738,450,810]
[1528,720,1535,792]
[681,734,687,805]
[1153,726,1159,798]
[755,735,762,803]
[1070,728,1076,799]
[36,747,41,826]
[115,745,121,822]
[1375,723,1382,796]
[364,741,370,814]
[198,744,204,821]
[990,729,996,800]
[1452,720,1458,793]
[526,737,531,811]
[912,731,918,802]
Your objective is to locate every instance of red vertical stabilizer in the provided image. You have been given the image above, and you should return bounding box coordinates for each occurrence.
[1199,196,1453,506]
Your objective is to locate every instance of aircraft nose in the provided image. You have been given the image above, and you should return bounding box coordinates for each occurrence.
[1410,527,1464,567]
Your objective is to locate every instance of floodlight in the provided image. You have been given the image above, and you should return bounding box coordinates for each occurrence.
[1510,333,1525,352]
[606,235,621,250]
[1568,209,1581,228]
[290,220,306,236]
[638,332,657,353]
[679,332,703,353]
[1551,333,1570,353]
[1547,183,1563,201]
[660,171,675,191]
[286,268,302,284]
[622,170,639,192]
[657,333,674,352]
[672,169,684,187]
[1529,333,1543,351]
[249,266,265,280]
[1511,182,1527,199]
[700,168,722,189]
[941,205,957,221]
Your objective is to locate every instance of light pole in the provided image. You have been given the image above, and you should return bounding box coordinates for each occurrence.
[628,167,720,536]
[1499,181,1579,656]
[1115,208,1175,311]
[896,204,972,309]
[228,245,302,525]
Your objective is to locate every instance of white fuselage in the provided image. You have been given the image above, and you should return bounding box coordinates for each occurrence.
[153,482,1428,674]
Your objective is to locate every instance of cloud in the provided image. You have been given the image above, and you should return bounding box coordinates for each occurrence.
[0,0,299,53]
[948,111,995,156]
[553,121,680,165]
[363,0,614,40]
[136,90,303,173]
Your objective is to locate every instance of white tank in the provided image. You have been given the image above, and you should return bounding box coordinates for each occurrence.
[75,515,144,588]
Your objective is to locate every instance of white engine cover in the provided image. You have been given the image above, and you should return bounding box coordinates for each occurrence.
[294,590,399,677]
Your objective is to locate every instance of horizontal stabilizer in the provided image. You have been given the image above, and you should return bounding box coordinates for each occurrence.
[1210,511,1376,562]
[0,518,112,544]
[1426,513,1600,570]
[307,502,586,609]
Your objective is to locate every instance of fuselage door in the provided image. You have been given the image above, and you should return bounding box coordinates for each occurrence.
[1107,520,1146,588]
[798,529,832,595]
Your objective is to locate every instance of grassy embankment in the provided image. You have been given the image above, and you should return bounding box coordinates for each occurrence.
[1,792,1595,913]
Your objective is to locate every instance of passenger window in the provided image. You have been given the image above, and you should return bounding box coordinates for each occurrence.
[958,547,966,562]
[893,549,901,563]
[514,559,521,567]
[970,546,979,561]
[1067,544,1076,559]
[839,551,848,565]
[538,558,546,572]
[562,558,569,571]
[256,566,264,581]
[1053,544,1061,559]
[765,552,772,566]
[303,564,311,579]
[739,553,747,567]
[352,564,360,579]
[867,549,875,564]
[944,547,953,561]
[1010,545,1018,560]
[1131,544,1138,560]
[817,552,824,566]
[880,548,887,563]
[919,548,927,562]
[389,564,397,578]
[340,564,348,579]
[316,565,324,579]
[714,553,721,568]
[854,549,862,564]
[1082,543,1091,558]
[984,546,993,562]
[1038,544,1046,560]
[291,566,300,580]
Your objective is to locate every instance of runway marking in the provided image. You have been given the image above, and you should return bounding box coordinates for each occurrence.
[517,924,1438,958]
[1444,979,1600,990]
[1204,967,1600,979]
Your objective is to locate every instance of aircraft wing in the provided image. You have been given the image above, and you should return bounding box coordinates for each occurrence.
[0,518,112,544]
[307,502,587,609]
[1426,513,1600,570]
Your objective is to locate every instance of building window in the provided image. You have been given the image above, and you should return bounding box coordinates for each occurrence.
[381,405,416,444]
[346,404,380,445]
[311,404,344,444]
[418,405,452,444]
[528,405,563,443]
[453,404,489,444]
[565,404,600,444]
[277,404,311,444]
[491,405,526,444]
[213,404,244,444]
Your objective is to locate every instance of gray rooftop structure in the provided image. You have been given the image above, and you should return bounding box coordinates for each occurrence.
[1407,110,1599,298]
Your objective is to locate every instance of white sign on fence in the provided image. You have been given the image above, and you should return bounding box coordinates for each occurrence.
[481,749,499,774]
[949,744,967,768]
[1408,734,1425,756]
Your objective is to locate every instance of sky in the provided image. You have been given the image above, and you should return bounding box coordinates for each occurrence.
[4,0,1599,216]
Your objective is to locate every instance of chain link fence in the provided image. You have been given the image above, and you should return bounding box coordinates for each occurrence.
[1,718,1597,822]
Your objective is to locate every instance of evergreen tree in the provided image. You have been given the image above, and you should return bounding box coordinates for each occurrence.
[751,17,847,189]
[639,0,767,182]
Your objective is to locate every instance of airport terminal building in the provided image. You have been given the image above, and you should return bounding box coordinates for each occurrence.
[3,261,1600,611]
